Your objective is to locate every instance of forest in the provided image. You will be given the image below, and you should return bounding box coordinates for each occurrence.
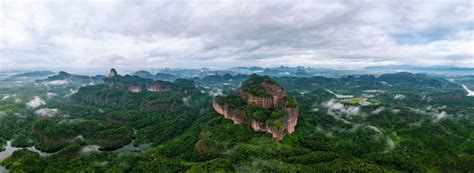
[0,71,473,172]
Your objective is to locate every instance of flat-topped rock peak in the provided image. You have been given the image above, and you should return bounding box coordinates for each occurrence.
[212,74,298,140]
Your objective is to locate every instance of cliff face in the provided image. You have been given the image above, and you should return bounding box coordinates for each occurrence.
[250,119,285,140]
[243,93,274,109]
[285,107,298,134]
[147,83,171,92]
[212,75,298,140]
[212,100,246,124]
[108,68,118,78]
[213,99,298,140]
[128,85,142,93]
[242,82,285,109]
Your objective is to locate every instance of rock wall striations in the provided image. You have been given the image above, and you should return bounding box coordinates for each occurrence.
[212,75,299,141]
[284,107,298,134]
[241,82,285,109]
[212,100,246,124]
[128,85,142,93]
[147,83,171,92]
[213,97,298,140]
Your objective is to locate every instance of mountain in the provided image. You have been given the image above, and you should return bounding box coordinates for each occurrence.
[132,70,154,79]
[2,71,55,82]
[132,70,177,81]
[72,68,197,109]
[365,65,474,75]
[35,71,106,85]
[212,74,298,140]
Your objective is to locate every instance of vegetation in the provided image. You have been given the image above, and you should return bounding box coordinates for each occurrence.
[240,74,278,98]
[0,71,473,172]
[0,137,5,151]
[283,95,298,107]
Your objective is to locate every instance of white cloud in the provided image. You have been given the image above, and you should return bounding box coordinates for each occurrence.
[345,106,360,115]
[65,89,78,97]
[46,92,57,99]
[394,94,406,100]
[433,111,449,122]
[34,108,59,117]
[322,99,360,115]
[25,96,45,108]
[44,80,69,85]
[372,107,386,114]
[0,0,472,70]
[367,125,383,133]
[385,138,396,152]
[2,94,11,100]
[208,88,224,97]
[182,96,191,106]
[322,99,345,110]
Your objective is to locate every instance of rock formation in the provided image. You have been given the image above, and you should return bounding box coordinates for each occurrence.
[108,68,118,78]
[147,82,171,92]
[128,85,142,93]
[212,74,298,140]
[212,100,246,124]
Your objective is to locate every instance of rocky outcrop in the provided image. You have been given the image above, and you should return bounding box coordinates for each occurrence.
[243,93,275,109]
[212,75,299,140]
[212,100,246,124]
[147,83,171,92]
[284,107,298,134]
[213,98,298,140]
[108,68,118,78]
[242,83,285,109]
[128,85,142,93]
[250,119,286,140]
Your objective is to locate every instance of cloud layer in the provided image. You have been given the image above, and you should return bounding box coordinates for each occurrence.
[25,96,45,108]
[1,0,472,70]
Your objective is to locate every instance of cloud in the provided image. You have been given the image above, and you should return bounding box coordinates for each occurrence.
[44,80,69,85]
[322,99,345,110]
[409,106,451,122]
[394,94,406,100]
[46,92,57,99]
[80,145,100,155]
[208,88,224,97]
[385,138,396,152]
[322,99,360,115]
[25,96,45,108]
[34,108,59,117]
[371,107,386,114]
[367,125,383,133]
[433,111,449,122]
[65,89,78,97]
[0,0,472,70]
[182,96,191,106]
[2,94,12,100]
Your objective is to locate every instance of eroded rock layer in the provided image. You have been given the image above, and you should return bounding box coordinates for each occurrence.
[212,75,298,140]
[213,99,298,140]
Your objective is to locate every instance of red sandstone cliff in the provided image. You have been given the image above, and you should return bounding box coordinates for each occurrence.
[250,119,286,140]
[128,85,142,93]
[213,100,246,124]
[284,107,298,134]
[213,97,298,140]
[212,75,298,140]
[241,83,285,109]
[147,82,171,92]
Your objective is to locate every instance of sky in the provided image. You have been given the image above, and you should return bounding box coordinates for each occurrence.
[0,0,473,71]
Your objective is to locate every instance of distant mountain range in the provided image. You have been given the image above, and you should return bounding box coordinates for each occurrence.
[2,71,56,82]
[364,65,474,75]
[1,65,472,84]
